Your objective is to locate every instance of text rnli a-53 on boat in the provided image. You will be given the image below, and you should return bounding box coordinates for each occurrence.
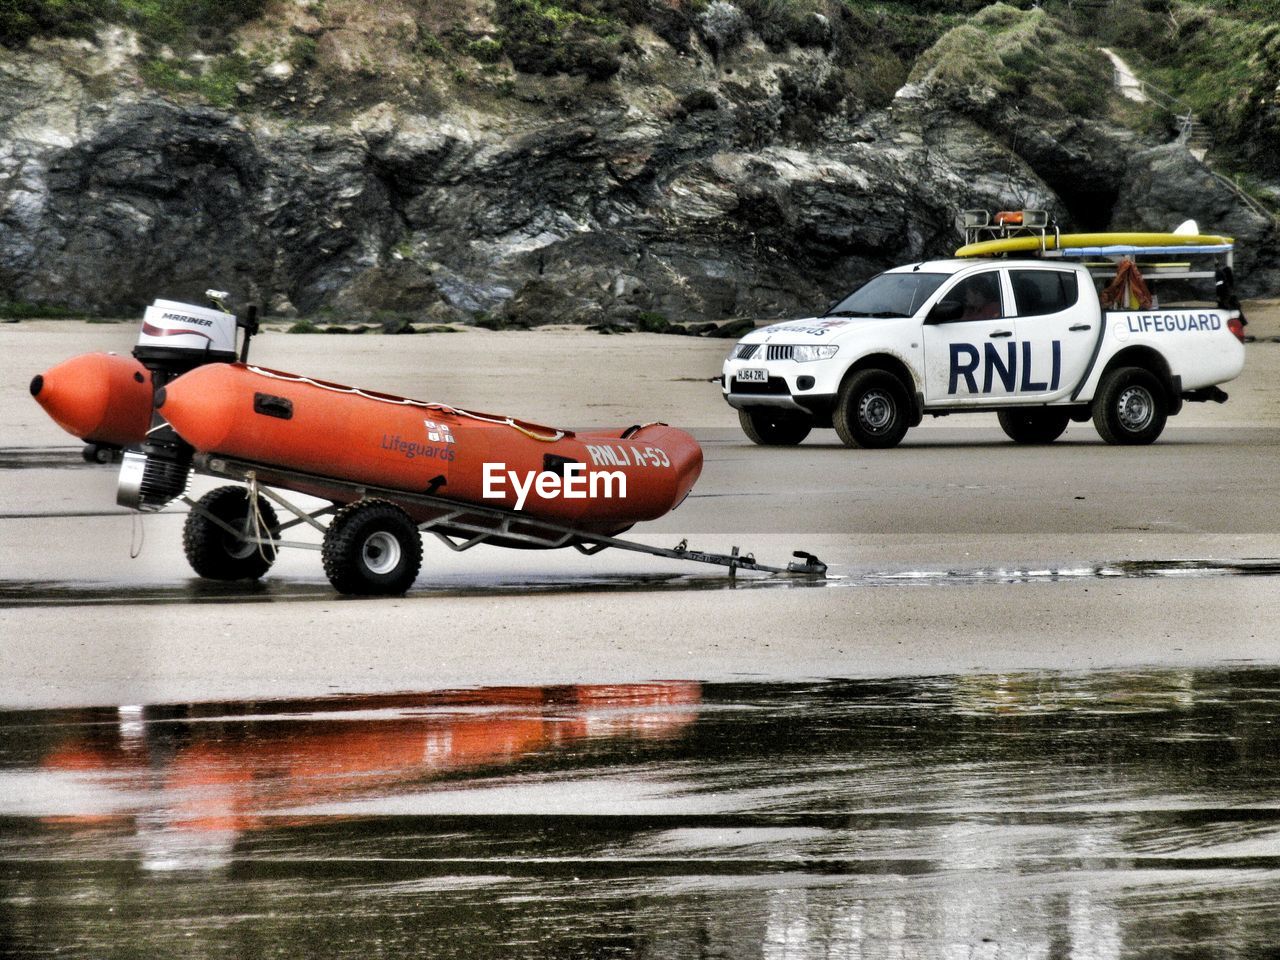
[29,293,826,595]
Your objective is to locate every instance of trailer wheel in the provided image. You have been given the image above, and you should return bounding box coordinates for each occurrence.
[1093,367,1168,445]
[322,499,422,596]
[997,408,1070,444]
[834,369,910,449]
[738,409,812,446]
[183,485,279,581]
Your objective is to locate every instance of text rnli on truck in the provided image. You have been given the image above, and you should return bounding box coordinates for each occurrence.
[949,340,1062,395]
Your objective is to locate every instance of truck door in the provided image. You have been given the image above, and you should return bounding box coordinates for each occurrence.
[1008,268,1096,401]
[923,270,1020,406]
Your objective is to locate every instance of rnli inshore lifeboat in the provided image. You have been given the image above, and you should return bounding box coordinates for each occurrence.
[29,295,758,596]
[155,362,702,530]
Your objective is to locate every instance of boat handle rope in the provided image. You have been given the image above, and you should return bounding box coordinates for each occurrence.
[621,422,663,438]
[424,403,564,442]
[247,366,565,441]
[245,472,276,563]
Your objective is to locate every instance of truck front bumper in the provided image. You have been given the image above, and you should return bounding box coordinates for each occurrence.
[720,360,838,421]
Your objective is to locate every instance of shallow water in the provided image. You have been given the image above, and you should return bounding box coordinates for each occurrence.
[2,558,1279,608]
[2,671,1279,958]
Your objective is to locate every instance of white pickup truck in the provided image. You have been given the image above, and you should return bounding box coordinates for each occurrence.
[721,258,1246,447]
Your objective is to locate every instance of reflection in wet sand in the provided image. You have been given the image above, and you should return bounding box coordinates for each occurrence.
[8,684,702,867]
[2,671,1279,958]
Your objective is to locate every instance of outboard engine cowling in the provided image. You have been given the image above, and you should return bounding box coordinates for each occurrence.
[117,294,245,512]
[135,299,240,368]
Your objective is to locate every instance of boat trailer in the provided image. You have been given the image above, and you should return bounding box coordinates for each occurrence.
[183,455,828,587]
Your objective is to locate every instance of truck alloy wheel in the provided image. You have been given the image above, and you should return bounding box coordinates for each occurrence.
[834,369,910,449]
[1093,367,1168,445]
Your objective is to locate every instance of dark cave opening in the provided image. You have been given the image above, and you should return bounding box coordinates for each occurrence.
[1054,185,1120,232]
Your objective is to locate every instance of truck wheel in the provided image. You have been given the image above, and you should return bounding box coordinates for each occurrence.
[997,409,1070,444]
[738,409,812,446]
[1093,367,1168,445]
[183,485,279,581]
[834,369,910,449]
[322,499,422,596]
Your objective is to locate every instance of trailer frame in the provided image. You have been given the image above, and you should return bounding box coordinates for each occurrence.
[182,454,828,583]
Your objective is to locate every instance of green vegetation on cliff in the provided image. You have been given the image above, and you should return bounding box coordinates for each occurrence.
[0,0,96,46]
[1,0,266,48]
[493,0,638,80]
[1091,0,1280,177]
[911,3,1111,116]
[4,0,1275,185]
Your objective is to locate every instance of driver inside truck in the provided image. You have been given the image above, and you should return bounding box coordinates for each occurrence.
[958,274,1001,321]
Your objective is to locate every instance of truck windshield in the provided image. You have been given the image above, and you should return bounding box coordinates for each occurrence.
[826,273,947,319]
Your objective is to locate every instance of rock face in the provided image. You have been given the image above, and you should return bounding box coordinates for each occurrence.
[1112,144,1280,295]
[1,12,1274,323]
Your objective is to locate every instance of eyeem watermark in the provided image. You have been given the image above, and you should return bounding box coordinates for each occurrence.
[483,462,626,511]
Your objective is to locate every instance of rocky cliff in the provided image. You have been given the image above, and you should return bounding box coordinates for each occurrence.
[1,0,1276,324]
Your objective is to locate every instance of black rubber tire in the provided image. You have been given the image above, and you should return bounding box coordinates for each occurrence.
[833,369,911,449]
[738,408,812,446]
[1092,367,1168,445]
[183,485,279,581]
[997,408,1071,444]
[321,499,422,596]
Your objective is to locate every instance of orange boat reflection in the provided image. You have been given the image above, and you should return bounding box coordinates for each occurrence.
[39,683,701,838]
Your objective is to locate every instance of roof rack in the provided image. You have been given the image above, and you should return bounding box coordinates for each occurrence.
[957,209,1233,281]
[959,209,1059,250]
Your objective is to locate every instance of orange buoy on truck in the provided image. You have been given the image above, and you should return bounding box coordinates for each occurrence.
[156,362,702,532]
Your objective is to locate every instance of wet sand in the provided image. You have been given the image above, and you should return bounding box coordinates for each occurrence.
[2,320,1280,709]
[4,672,1279,958]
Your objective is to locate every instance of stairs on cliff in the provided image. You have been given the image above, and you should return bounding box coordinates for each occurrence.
[1101,47,1279,224]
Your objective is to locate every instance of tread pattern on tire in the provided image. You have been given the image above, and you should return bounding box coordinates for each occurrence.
[321,498,423,596]
[183,485,279,581]
[1092,366,1168,445]
[833,369,910,449]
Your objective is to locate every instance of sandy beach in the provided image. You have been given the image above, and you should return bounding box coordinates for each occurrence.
[2,317,1278,708]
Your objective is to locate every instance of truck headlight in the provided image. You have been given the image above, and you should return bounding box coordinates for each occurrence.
[793,344,839,362]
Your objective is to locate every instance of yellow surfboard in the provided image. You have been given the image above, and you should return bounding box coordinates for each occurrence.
[955,232,1234,258]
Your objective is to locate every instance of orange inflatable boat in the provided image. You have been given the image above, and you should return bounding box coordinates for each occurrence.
[156,362,702,530]
[31,296,823,595]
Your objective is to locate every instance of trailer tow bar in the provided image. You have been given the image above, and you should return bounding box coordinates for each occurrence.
[579,536,828,579]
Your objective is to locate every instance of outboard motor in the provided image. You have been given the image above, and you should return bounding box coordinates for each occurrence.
[117,291,256,511]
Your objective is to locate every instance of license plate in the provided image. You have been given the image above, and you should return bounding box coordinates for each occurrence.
[736,368,769,383]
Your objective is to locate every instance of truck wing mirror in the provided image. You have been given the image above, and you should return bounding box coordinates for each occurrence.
[927,300,963,323]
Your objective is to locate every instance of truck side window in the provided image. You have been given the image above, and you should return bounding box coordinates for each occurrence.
[946,273,1003,322]
[1011,270,1078,317]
